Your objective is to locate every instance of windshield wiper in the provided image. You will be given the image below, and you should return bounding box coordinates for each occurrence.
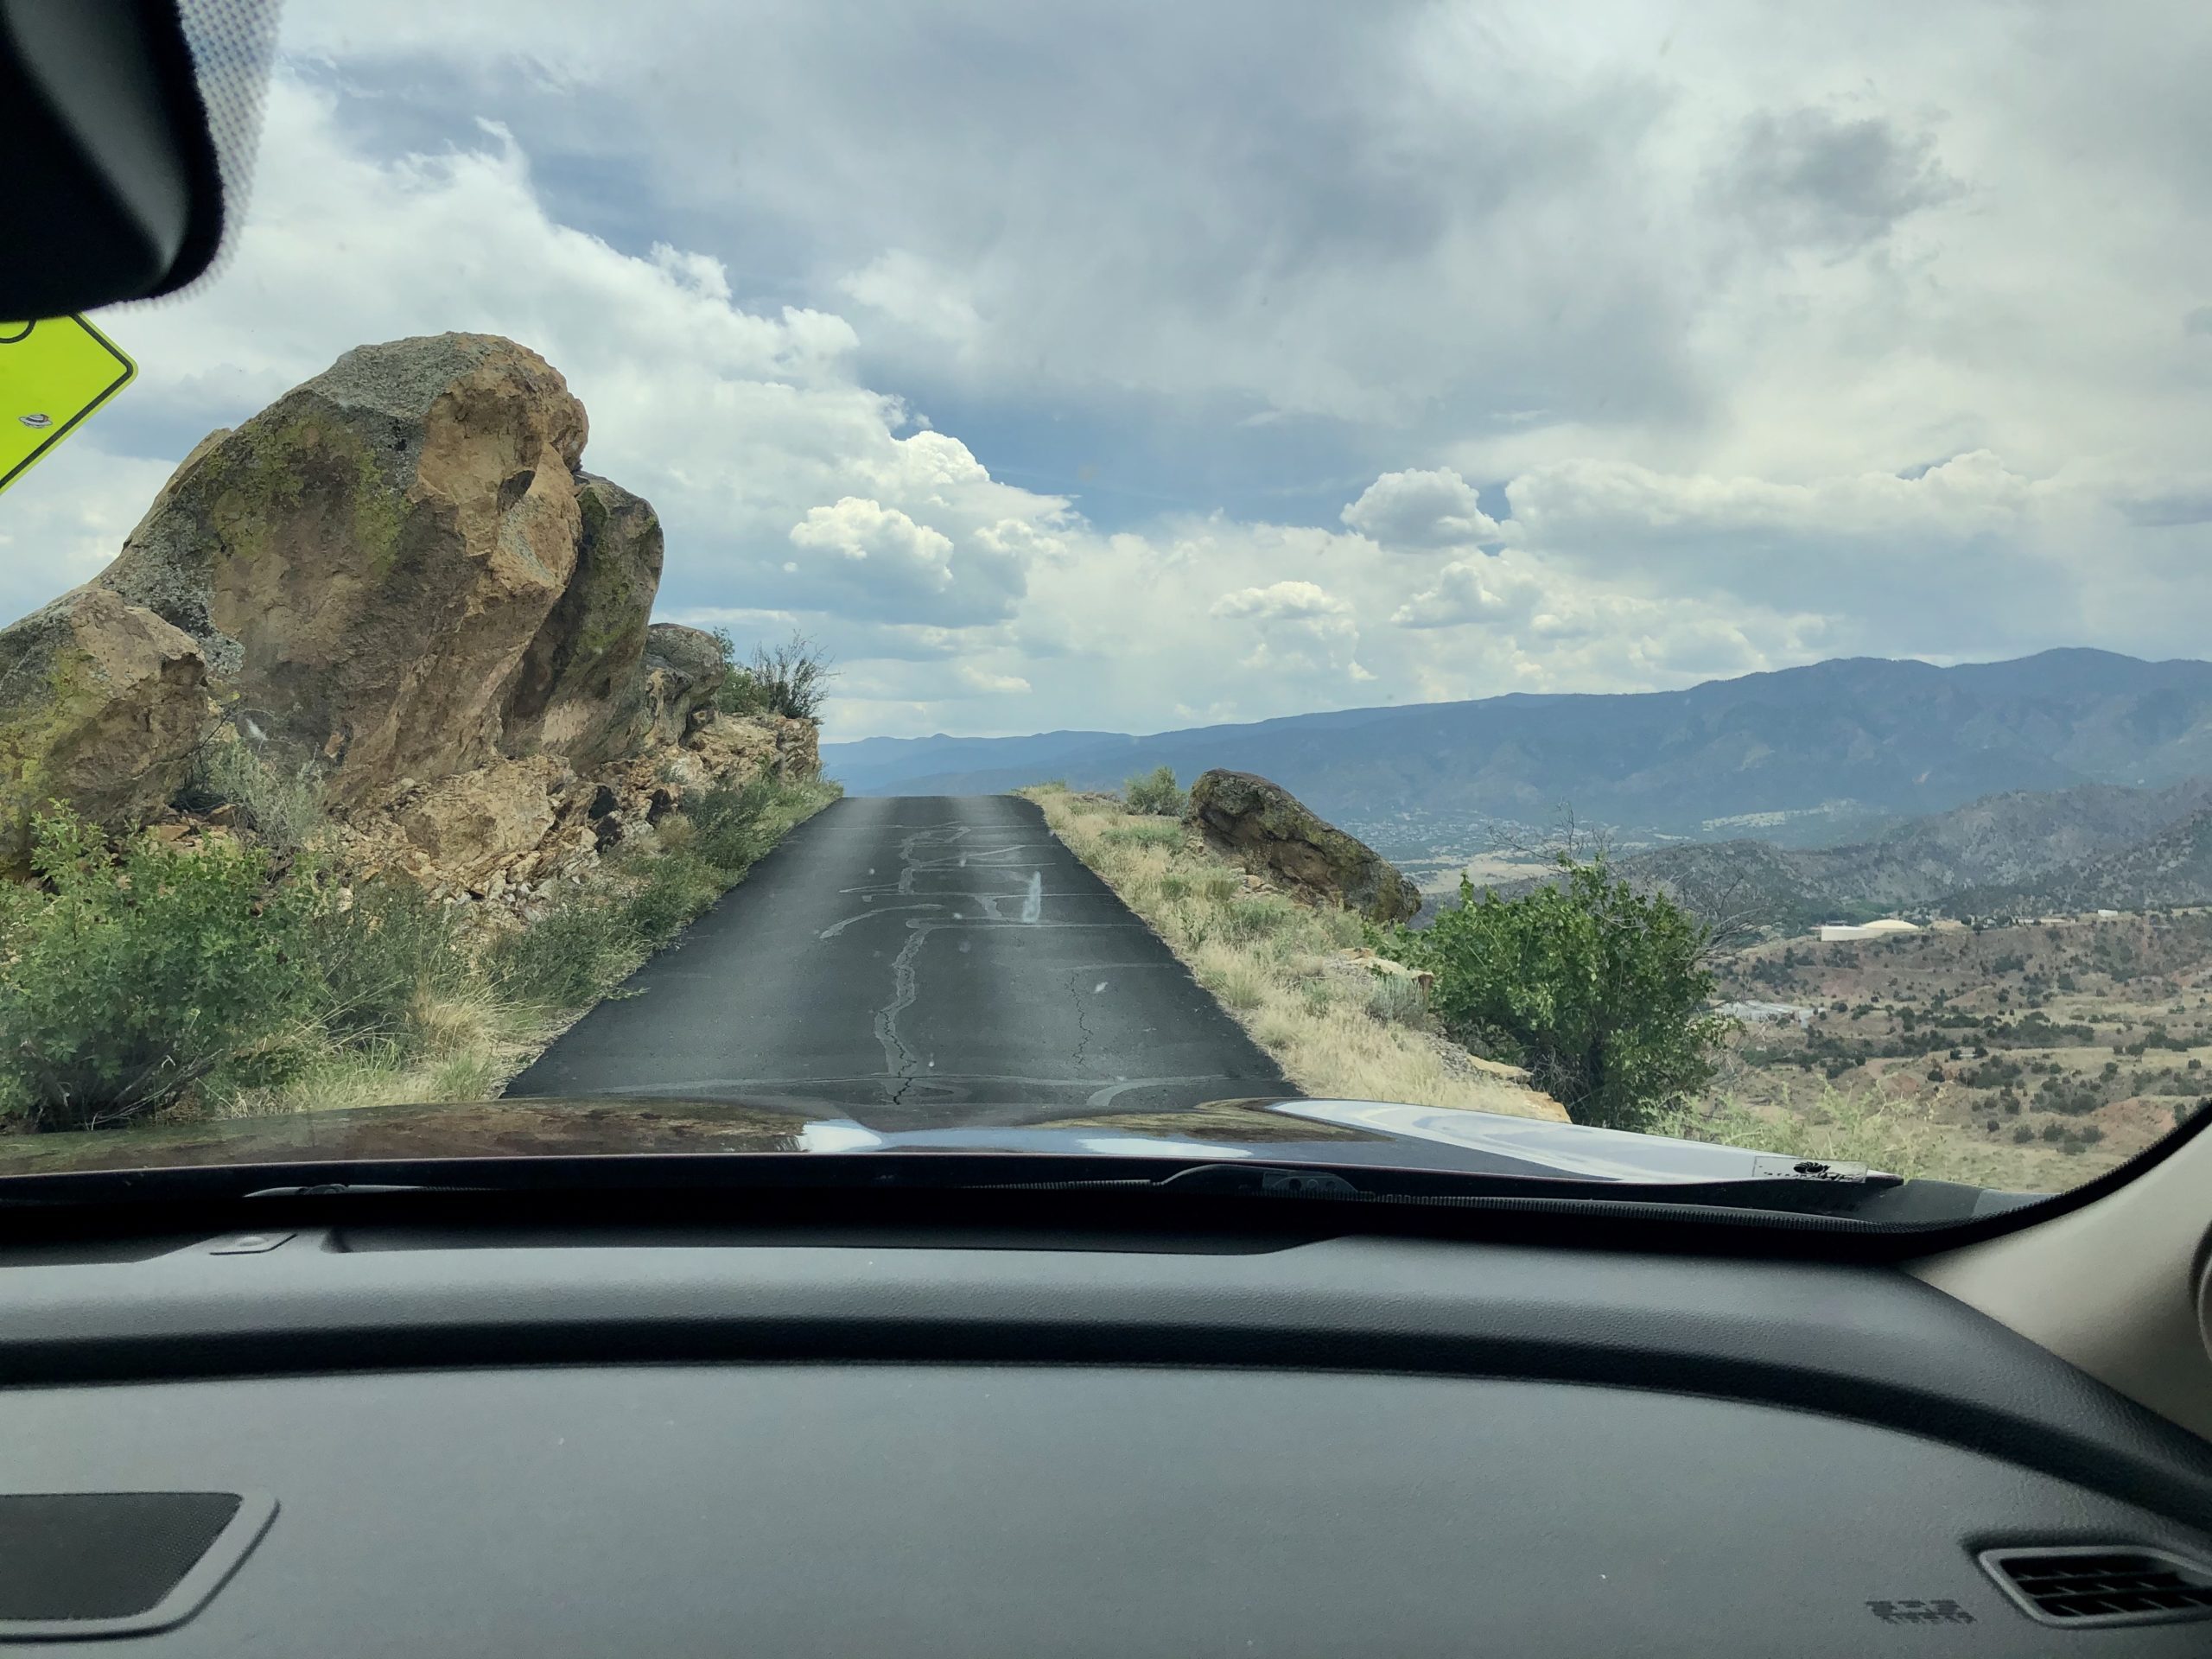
[1135,1160,2036,1224]
[0,1148,2032,1231]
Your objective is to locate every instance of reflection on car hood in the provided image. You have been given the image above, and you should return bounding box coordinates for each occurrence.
[0,1094,1866,1185]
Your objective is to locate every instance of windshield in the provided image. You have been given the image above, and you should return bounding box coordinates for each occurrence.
[3,0,2207,1211]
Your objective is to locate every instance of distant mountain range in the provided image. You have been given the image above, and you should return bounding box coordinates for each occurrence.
[827,650,2212,853]
[1576,777,2212,930]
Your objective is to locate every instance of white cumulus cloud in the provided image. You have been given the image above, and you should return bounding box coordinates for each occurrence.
[1342,467,1503,550]
[1392,557,1527,629]
[1210,580,1370,680]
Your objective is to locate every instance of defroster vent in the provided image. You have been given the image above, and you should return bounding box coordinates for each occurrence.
[1979,1547,2212,1630]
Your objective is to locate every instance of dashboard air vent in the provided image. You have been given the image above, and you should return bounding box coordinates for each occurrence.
[1980,1547,2212,1629]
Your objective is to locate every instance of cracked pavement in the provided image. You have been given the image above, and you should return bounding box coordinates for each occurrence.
[504,795,1297,1128]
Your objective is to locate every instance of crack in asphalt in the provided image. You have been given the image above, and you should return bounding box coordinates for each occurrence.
[872,824,966,1102]
[1065,970,1096,1070]
[875,920,934,1103]
[868,822,1049,1105]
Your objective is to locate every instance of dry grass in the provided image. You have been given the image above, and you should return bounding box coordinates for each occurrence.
[1655,1084,1955,1178]
[1020,786,1565,1120]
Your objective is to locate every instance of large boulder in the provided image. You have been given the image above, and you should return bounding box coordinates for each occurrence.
[0,588,210,866]
[501,473,664,766]
[96,333,591,807]
[1,332,829,901]
[636,623,728,747]
[1185,769,1420,924]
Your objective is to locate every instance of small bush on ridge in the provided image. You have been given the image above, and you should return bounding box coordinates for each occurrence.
[712,630,836,721]
[1123,765,1185,817]
[1381,855,1730,1133]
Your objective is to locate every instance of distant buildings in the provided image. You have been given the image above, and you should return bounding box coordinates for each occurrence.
[1717,1000,1816,1027]
[1818,918,1922,943]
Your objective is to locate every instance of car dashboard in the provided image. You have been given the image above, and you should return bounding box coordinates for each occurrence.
[3,1215,2211,1656]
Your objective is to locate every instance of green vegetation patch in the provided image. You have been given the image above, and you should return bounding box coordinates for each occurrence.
[0,777,841,1139]
[1123,765,1185,817]
[1380,855,1732,1133]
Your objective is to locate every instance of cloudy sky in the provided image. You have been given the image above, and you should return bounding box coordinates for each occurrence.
[6,0,2212,741]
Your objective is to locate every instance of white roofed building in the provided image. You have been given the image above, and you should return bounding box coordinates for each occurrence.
[1818,919,1921,943]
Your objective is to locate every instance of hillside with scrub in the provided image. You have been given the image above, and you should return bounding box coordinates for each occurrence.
[1034,766,2180,1191]
[1020,779,1567,1122]
[0,334,836,1142]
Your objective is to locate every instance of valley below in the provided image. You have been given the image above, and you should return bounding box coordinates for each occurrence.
[1695,911,2212,1189]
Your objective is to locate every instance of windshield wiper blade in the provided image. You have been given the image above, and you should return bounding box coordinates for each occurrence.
[1135,1159,1971,1223]
[0,1148,2024,1232]
[242,1182,474,1198]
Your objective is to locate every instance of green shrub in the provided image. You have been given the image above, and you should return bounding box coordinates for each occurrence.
[1123,765,1185,817]
[653,812,697,854]
[486,896,636,1011]
[1218,894,1295,942]
[1381,855,1729,1132]
[690,778,779,874]
[623,849,721,947]
[0,810,321,1128]
[708,630,836,721]
[182,736,326,854]
[1363,973,1428,1027]
[308,878,472,1052]
[707,629,771,717]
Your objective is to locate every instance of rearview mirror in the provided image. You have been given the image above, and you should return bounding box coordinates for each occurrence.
[0,0,227,317]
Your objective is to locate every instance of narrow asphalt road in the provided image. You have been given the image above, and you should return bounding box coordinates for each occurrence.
[504,795,1295,1128]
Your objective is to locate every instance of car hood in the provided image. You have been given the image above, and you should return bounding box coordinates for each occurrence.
[0,1094,1872,1186]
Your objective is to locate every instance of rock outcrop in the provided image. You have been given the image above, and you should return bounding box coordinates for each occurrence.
[97,334,595,806]
[636,623,729,747]
[0,332,821,895]
[1185,769,1420,925]
[0,588,212,864]
[325,710,817,913]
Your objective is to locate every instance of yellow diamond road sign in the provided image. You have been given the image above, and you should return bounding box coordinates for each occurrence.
[0,315,137,496]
